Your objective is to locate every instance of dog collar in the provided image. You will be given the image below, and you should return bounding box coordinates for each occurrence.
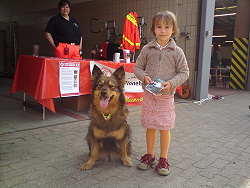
[101,113,112,121]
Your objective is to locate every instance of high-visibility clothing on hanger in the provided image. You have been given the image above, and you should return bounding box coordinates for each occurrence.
[121,12,140,52]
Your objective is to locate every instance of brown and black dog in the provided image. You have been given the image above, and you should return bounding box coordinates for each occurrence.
[81,65,132,170]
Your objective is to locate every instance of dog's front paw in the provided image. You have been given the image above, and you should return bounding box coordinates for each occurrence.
[122,159,132,167]
[81,163,94,170]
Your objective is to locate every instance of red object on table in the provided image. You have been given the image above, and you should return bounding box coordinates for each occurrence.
[10,55,137,113]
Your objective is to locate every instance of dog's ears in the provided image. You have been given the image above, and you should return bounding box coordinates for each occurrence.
[113,66,125,80]
[92,65,103,78]
[92,65,125,80]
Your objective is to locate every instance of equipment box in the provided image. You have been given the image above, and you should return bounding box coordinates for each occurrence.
[62,95,91,111]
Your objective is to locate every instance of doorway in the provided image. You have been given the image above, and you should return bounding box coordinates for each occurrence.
[209,0,238,96]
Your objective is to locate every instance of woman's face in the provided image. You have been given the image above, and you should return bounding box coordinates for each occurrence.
[59,4,70,17]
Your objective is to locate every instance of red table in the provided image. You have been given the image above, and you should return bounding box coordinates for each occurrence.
[10,55,137,113]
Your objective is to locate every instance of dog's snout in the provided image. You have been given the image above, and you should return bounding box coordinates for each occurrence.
[101,89,107,96]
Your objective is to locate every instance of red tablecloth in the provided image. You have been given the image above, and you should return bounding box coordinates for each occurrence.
[10,55,137,113]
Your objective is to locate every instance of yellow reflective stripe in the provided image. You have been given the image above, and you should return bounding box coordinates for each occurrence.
[126,13,138,26]
[123,35,135,46]
[230,72,244,89]
[122,35,140,47]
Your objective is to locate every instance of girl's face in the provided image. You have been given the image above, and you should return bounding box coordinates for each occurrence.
[154,20,174,45]
[60,4,70,17]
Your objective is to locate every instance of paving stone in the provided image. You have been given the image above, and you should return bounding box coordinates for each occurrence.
[226,175,250,188]
[8,157,43,170]
[1,85,250,188]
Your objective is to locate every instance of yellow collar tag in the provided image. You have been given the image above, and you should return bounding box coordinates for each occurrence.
[101,113,112,120]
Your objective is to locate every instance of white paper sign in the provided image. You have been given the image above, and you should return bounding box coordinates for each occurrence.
[59,61,80,97]
[90,61,143,93]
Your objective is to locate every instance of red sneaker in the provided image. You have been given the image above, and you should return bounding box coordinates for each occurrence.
[137,154,156,170]
[155,158,170,176]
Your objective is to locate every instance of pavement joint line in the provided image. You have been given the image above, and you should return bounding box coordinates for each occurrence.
[222,91,247,96]
[1,93,88,120]
[0,119,89,136]
[56,106,87,120]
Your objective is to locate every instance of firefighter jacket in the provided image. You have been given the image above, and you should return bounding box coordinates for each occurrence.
[121,12,140,52]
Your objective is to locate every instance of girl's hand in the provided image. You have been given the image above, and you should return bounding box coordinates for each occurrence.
[161,81,172,92]
[144,76,152,85]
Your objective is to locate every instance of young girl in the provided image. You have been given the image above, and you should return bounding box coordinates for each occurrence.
[134,11,189,176]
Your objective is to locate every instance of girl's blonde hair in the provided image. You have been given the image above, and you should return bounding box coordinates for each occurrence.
[151,11,179,38]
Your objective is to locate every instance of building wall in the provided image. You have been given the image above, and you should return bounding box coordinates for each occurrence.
[0,0,200,94]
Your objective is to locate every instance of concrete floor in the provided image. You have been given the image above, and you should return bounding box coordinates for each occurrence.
[1,77,250,188]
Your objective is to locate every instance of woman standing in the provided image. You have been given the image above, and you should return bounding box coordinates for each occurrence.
[45,0,82,59]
